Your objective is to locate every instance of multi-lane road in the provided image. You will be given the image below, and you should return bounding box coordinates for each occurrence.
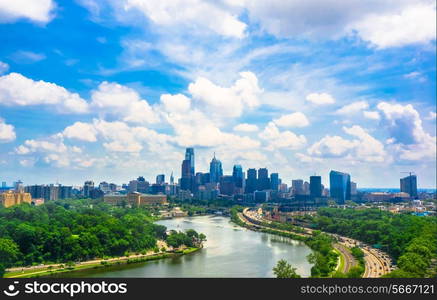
[240,208,395,278]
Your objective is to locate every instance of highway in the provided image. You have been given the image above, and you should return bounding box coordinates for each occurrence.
[240,208,395,278]
[333,243,357,273]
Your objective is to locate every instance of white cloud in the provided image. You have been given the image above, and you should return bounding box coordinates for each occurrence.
[426,111,437,120]
[259,122,306,151]
[363,110,381,120]
[336,101,369,115]
[273,112,309,128]
[188,71,261,119]
[15,134,95,168]
[160,93,191,113]
[0,0,55,24]
[0,118,16,143]
[63,122,98,142]
[308,125,386,162]
[10,51,46,63]
[121,0,247,38]
[306,92,335,105]
[352,2,436,48]
[377,101,436,160]
[245,0,436,48]
[0,61,9,74]
[233,123,259,132]
[0,72,89,113]
[91,81,159,124]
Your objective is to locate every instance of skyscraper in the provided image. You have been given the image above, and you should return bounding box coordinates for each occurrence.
[220,175,235,196]
[232,165,244,188]
[329,170,351,204]
[310,176,322,197]
[83,181,94,198]
[292,180,304,195]
[400,175,417,198]
[156,174,165,185]
[209,153,223,183]
[270,173,279,191]
[257,168,270,190]
[185,147,195,175]
[245,168,257,193]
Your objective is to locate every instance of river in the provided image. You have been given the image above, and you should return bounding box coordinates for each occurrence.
[64,215,313,278]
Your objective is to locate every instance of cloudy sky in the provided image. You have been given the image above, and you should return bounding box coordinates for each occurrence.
[0,0,435,188]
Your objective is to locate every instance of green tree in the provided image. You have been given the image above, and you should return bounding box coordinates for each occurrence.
[0,238,21,267]
[273,259,301,278]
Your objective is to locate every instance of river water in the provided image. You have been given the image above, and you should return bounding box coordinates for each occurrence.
[65,215,313,278]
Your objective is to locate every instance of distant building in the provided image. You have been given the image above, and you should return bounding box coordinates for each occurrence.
[292,180,304,195]
[270,173,279,191]
[220,175,235,196]
[83,181,94,198]
[1,191,31,208]
[254,191,269,202]
[14,180,24,192]
[350,181,357,195]
[245,168,257,194]
[99,181,110,193]
[257,168,270,190]
[400,175,417,198]
[232,165,244,189]
[209,153,223,183]
[310,176,322,197]
[156,174,165,185]
[104,192,168,207]
[329,170,351,204]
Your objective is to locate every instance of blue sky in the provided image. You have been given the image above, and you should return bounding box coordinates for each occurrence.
[0,0,435,188]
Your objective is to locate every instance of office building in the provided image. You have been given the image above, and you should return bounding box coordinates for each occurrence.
[83,181,94,198]
[156,174,165,185]
[292,180,304,195]
[245,168,257,193]
[270,173,279,191]
[209,153,223,183]
[232,165,244,189]
[257,168,270,190]
[1,191,31,208]
[350,181,357,195]
[329,170,351,204]
[104,193,168,207]
[310,176,322,197]
[400,175,417,198]
[220,175,235,196]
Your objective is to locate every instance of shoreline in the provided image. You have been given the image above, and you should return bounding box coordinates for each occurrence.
[5,247,202,278]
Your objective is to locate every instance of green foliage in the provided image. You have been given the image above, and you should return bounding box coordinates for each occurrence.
[309,207,437,278]
[0,264,4,278]
[0,200,165,267]
[166,229,205,248]
[306,233,338,277]
[0,238,20,267]
[273,259,301,278]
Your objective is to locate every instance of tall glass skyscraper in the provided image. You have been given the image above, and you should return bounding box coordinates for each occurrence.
[257,168,270,191]
[310,175,322,197]
[232,165,244,188]
[329,170,351,204]
[209,153,223,183]
[400,175,417,198]
[185,147,195,175]
[270,173,279,191]
[181,148,195,192]
[245,168,257,193]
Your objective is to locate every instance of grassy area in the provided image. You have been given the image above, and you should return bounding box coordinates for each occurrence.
[4,249,200,278]
[333,248,345,273]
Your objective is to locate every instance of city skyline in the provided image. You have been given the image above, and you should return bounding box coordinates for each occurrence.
[0,1,436,188]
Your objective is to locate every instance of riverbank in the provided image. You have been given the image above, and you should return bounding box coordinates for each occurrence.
[5,247,201,278]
